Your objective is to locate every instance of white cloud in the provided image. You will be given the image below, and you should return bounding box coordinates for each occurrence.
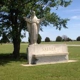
[71,15,80,20]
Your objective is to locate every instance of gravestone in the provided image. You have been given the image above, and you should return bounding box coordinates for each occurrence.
[28,44,69,64]
[24,11,69,65]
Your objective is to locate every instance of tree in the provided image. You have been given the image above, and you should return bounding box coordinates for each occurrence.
[67,37,72,41]
[0,0,72,58]
[45,37,50,42]
[76,36,80,41]
[56,36,62,42]
[62,35,68,41]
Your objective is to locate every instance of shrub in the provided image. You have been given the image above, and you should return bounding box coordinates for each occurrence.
[37,34,42,44]
[56,36,62,42]
[67,38,72,41]
[76,36,80,41]
[45,37,50,42]
[0,33,10,43]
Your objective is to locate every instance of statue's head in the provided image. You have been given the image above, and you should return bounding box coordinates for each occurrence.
[31,11,35,16]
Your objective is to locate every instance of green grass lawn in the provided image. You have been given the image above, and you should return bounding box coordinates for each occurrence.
[41,41,80,45]
[0,43,80,80]
[20,41,80,45]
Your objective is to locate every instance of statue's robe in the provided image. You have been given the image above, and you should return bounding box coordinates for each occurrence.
[24,16,41,44]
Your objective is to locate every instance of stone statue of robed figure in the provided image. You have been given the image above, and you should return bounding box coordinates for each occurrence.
[23,11,44,45]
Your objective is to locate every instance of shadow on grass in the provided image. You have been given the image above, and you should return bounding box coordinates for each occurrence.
[0,53,27,66]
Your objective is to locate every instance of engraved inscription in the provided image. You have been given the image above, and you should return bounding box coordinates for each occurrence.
[29,44,68,55]
[42,47,56,51]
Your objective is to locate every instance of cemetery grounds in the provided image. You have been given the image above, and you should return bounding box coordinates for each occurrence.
[0,41,80,80]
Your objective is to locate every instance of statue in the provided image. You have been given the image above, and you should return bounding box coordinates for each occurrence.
[23,11,44,45]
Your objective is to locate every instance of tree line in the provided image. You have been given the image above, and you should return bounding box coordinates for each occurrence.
[0,34,80,43]
[45,35,80,42]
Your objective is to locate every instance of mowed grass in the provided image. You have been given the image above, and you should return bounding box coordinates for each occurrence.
[0,43,80,80]
[41,41,80,45]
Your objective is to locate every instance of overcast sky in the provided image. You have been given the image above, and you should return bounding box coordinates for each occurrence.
[22,0,80,42]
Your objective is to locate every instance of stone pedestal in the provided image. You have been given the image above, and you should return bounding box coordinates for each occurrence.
[27,44,69,64]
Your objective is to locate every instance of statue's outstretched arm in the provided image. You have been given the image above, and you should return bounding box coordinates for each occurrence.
[23,17,32,23]
[36,17,45,24]
[40,17,45,22]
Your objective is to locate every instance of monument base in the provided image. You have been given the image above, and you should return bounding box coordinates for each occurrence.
[33,55,68,64]
[27,44,69,64]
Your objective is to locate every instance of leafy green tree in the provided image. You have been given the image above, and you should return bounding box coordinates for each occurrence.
[56,36,62,42]
[45,37,50,42]
[76,36,80,41]
[0,0,72,58]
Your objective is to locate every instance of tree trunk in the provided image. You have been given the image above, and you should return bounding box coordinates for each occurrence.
[12,37,20,58]
[11,9,21,58]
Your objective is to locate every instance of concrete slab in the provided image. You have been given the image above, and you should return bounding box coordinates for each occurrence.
[21,60,78,67]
